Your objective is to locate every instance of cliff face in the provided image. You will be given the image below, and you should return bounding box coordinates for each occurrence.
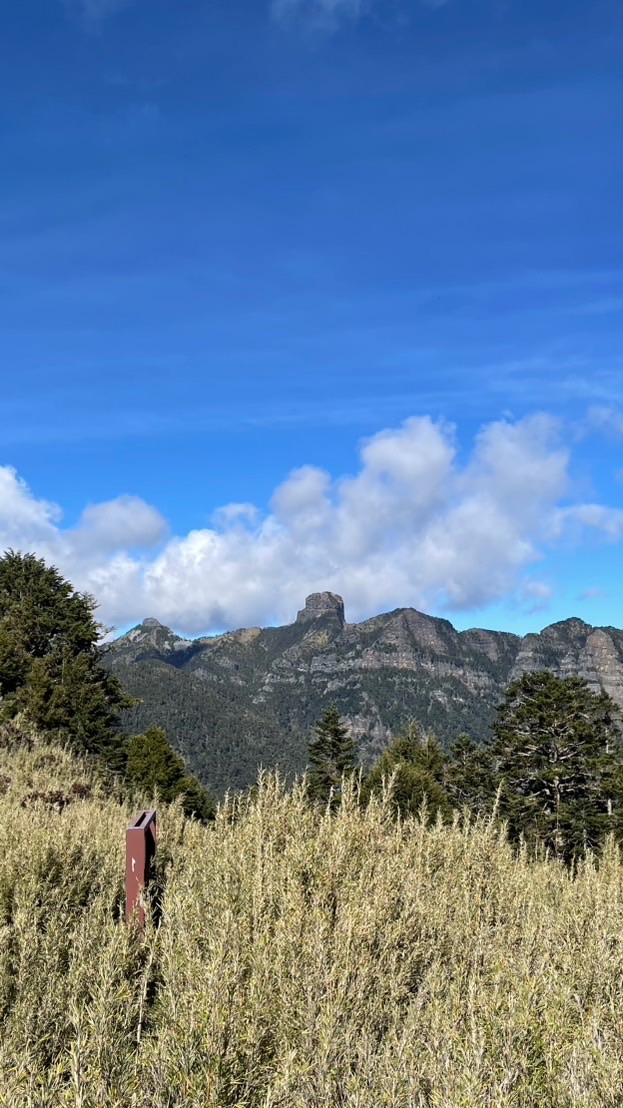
[105,596,623,796]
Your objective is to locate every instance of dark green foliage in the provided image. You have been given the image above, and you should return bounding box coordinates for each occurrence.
[0,550,98,681]
[22,653,131,774]
[445,733,496,817]
[115,659,309,799]
[486,671,623,862]
[102,606,522,796]
[364,720,452,822]
[127,726,215,823]
[0,551,132,773]
[307,704,356,806]
[101,602,623,800]
[176,776,216,823]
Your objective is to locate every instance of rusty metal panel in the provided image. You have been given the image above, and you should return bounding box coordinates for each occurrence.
[126,809,157,929]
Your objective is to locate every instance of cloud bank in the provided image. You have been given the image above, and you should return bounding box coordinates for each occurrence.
[1,413,622,637]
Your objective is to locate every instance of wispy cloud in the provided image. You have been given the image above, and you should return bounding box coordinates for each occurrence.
[271,0,449,30]
[577,586,607,602]
[271,0,364,29]
[584,405,623,437]
[63,0,132,25]
[519,580,554,614]
[0,412,621,636]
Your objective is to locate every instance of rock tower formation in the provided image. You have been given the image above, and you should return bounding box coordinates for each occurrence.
[296,592,345,628]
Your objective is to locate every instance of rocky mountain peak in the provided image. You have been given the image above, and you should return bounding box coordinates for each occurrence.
[105,600,623,798]
[115,616,184,654]
[296,592,345,627]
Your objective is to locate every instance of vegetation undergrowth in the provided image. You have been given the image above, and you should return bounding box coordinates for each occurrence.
[1,725,623,1106]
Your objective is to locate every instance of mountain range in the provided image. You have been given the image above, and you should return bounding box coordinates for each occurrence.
[104,592,623,797]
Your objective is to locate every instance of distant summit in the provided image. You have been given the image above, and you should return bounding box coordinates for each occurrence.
[296,592,345,627]
[105,597,623,799]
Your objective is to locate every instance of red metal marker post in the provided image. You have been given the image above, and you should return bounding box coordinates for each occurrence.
[126,809,157,930]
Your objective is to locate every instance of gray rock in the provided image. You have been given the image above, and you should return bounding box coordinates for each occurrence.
[105,598,623,799]
[296,592,345,627]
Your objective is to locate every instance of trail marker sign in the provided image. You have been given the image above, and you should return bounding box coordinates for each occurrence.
[126,809,157,929]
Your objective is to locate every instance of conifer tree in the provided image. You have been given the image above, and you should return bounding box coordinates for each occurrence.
[176,775,216,823]
[0,550,132,773]
[486,670,623,861]
[364,719,452,821]
[127,726,215,822]
[307,704,356,806]
[445,733,495,817]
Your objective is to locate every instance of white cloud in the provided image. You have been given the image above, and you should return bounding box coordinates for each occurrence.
[0,468,63,545]
[0,413,620,636]
[555,503,623,544]
[70,496,168,556]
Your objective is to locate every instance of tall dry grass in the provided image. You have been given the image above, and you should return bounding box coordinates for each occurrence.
[1,728,623,1106]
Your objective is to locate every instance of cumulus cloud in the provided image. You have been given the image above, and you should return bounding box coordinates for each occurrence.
[0,413,620,636]
[0,467,62,544]
[70,496,168,556]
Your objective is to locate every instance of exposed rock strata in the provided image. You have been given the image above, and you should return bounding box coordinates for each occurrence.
[105,595,623,796]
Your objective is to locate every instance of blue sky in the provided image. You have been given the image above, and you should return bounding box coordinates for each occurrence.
[1,0,623,637]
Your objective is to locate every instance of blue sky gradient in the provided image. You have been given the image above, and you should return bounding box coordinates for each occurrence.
[1,0,622,636]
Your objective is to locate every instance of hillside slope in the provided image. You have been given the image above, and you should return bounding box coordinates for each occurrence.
[104,592,623,796]
[2,725,623,1105]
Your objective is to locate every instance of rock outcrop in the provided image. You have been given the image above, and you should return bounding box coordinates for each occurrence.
[105,597,623,797]
[296,592,346,627]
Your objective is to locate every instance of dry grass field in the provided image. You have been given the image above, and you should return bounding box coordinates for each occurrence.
[1,724,623,1107]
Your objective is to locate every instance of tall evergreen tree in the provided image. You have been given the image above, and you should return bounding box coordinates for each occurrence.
[364,719,452,821]
[486,670,623,862]
[445,733,496,817]
[0,551,132,772]
[126,726,215,822]
[307,704,356,806]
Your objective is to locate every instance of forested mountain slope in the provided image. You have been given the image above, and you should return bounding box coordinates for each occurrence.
[104,592,623,797]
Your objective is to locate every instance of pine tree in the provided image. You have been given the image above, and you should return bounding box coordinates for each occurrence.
[307,704,356,806]
[177,776,216,823]
[0,550,101,675]
[364,719,452,822]
[486,671,623,862]
[21,651,132,771]
[127,726,215,823]
[0,551,132,772]
[445,733,496,817]
[0,551,216,818]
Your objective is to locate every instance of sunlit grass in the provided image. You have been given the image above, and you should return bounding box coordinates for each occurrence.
[1,723,623,1106]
